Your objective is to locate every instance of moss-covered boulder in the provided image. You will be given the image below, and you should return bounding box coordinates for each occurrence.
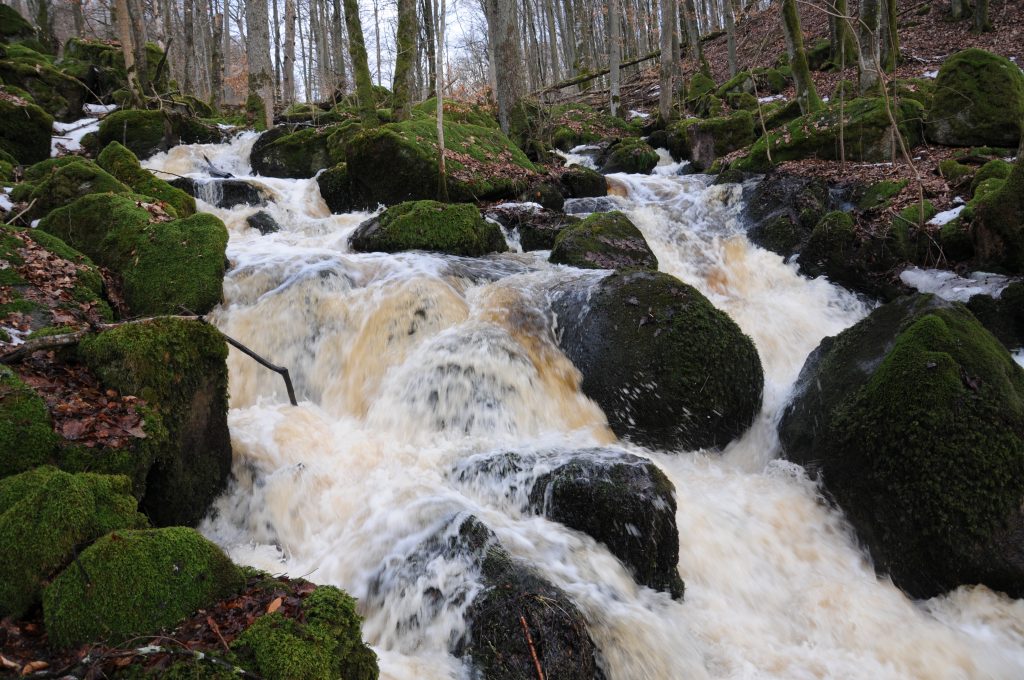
[540,102,632,152]
[60,38,168,101]
[77,318,231,527]
[970,158,1013,196]
[25,158,132,220]
[38,193,227,315]
[0,95,52,164]
[966,282,1024,350]
[553,270,763,450]
[600,138,659,174]
[799,210,864,288]
[549,211,657,271]
[97,141,196,217]
[856,179,907,211]
[485,204,579,251]
[232,586,378,680]
[0,43,86,120]
[0,366,59,477]
[0,5,35,44]
[250,125,341,178]
[971,159,1024,272]
[743,173,832,257]
[344,117,538,207]
[43,527,242,647]
[0,466,147,619]
[685,110,755,171]
[349,200,506,256]
[412,97,498,128]
[97,109,220,159]
[779,295,1024,598]
[560,164,607,198]
[925,49,1024,148]
[734,97,924,172]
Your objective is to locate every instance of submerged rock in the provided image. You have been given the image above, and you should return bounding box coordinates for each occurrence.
[553,270,763,451]
[247,210,281,235]
[349,200,507,257]
[170,176,270,209]
[925,48,1024,149]
[549,210,658,271]
[0,466,147,619]
[779,294,1024,598]
[43,526,243,647]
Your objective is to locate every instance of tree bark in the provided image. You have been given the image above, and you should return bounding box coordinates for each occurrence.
[283,0,296,104]
[330,0,347,97]
[781,0,821,114]
[245,0,275,129]
[393,0,417,120]
[433,0,448,201]
[858,0,881,94]
[211,10,223,109]
[485,0,527,134]
[723,0,737,77]
[71,0,86,35]
[681,0,701,62]
[544,0,560,83]
[343,0,379,124]
[880,0,899,71]
[973,0,991,33]
[659,0,674,120]
[183,0,195,93]
[272,0,282,95]
[609,0,621,116]
[950,0,963,20]
[828,0,854,69]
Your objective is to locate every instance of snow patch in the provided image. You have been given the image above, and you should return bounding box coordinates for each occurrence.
[923,70,939,79]
[1014,348,1024,369]
[0,190,13,213]
[83,103,118,115]
[900,267,1013,303]
[928,205,965,226]
[628,110,651,120]
[758,95,784,103]
[51,117,100,156]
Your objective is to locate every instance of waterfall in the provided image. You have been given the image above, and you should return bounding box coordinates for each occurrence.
[143,138,1024,679]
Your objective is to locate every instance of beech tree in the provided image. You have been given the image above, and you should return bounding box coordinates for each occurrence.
[245,0,275,129]
[484,0,526,135]
[393,0,416,120]
[781,0,821,114]
[343,0,378,124]
[858,0,882,94]
[609,0,621,116]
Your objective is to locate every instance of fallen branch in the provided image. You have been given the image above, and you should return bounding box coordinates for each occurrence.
[5,198,36,225]
[534,51,661,94]
[519,615,545,680]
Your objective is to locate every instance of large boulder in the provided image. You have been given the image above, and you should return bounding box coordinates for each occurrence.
[77,318,232,527]
[250,125,341,178]
[349,200,507,256]
[552,270,763,450]
[22,158,131,220]
[38,193,228,316]
[971,159,1024,272]
[734,97,924,172]
[97,141,196,217]
[0,467,147,619]
[560,165,608,198]
[456,449,684,599]
[779,295,1024,598]
[549,210,658,271]
[97,109,221,159]
[43,527,243,647]
[925,49,1024,149]
[344,117,538,207]
[59,38,168,101]
[0,43,86,120]
[0,366,60,478]
[600,138,659,174]
[684,110,756,172]
[0,5,36,45]
[170,177,270,209]
[485,203,580,251]
[743,173,832,256]
[0,95,52,164]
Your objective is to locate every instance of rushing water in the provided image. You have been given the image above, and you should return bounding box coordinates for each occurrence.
[143,137,1024,679]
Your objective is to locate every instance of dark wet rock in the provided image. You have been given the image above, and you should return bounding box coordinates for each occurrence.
[249,125,339,179]
[455,449,684,599]
[552,270,763,451]
[549,211,658,271]
[247,210,281,235]
[563,196,621,215]
[560,165,608,198]
[96,109,223,159]
[519,179,565,211]
[682,110,756,172]
[485,204,580,251]
[170,177,270,209]
[743,172,833,257]
[966,282,1024,351]
[779,294,1024,599]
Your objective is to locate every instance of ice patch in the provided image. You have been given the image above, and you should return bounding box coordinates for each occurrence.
[1014,349,1024,369]
[900,266,1013,303]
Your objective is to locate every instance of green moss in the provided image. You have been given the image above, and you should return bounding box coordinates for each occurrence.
[601,138,659,174]
[39,194,227,315]
[971,159,1024,272]
[0,365,59,478]
[0,466,147,619]
[857,179,908,211]
[938,159,975,188]
[939,217,974,261]
[970,159,1012,197]
[0,44,86,120]
[0,5,35,41]
[685,110,755,171]
[23,155,84,182]
[250,126,341,178]
[316,162,352,213]
[831,308,1024,591]
[735,97,925,172]
[800,211,858,283]
[561,165,606,198]
[412,97,498,128]
[59,38,168,100]
[349,200,506,256]
[890,200,937,262]
[233,585,378,680]
[43,527,242,647]
[926,48,1024,148]
[550,211,658,271]
[0,96,52,164]
[26,159,132,220]
[98,141,196,217]
[97,109,168,158]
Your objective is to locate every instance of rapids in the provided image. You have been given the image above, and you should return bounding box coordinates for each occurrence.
[143,137,1024,679]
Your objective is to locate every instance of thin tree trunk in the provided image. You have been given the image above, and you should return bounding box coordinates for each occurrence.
[373,0,382,85]
[245,0,275,129]
[973,0,991,33]
[544,0,560,83]
[272,0,282,96]
[485,0,526,134]
[659,0,674,120]
[858,0,881,94]
[331,0,347,97]
[434,0,448,201]
[71,0,85,35]
[422,0,436,95]
[343,0,379,123]
[609,0,621,116]
[211,10,223,108]
[393,0,416,120]
[723,0,737,77]
[880,0,899,71]
[283,0,296,104]
[681,0,700,63]
[950,0,963,20]
[127,0,149,93]
[781,0,821,114]
[183,0,195,93]
[222,0,231,102]
[829,0,854,69]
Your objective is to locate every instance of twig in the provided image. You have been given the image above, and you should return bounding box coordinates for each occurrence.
[5,198,36,225]
[519,615,545,680]
[206,616,230,654]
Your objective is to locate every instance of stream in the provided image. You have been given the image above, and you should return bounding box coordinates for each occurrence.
[143,134,1024,679]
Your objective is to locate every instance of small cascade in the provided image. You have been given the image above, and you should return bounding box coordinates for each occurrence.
[140,140,1024,679]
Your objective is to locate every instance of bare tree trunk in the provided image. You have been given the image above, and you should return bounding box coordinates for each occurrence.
[880,0,899,71]
[299,2,311,99]
[422,0,436,95]
[71,0,86,35]
[331,0,347,97]
[282,0,296,104]
[723,0,737,77]
[659,0,674,120]
[485,0,527,134]
[681,0,701,63]
[373,0,382,85]
[781,0,821,114]
[245,0,275,129]
[828,0,854,69]
[974,0,991,33]
[182,0,195,93]
[544,0,560,83]
[609,0,621,116]
[393,0,416,120]
[222,0,231,102]
[858,0,881,94]
[272,0,282,96]
[127,0,149,93]
[343,0,379,123]
[950,0,963,20]
[433,0,448,201]
[211,10,223,108]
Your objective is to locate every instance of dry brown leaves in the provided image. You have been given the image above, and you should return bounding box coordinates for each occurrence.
[444,147,539,187]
